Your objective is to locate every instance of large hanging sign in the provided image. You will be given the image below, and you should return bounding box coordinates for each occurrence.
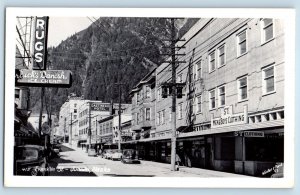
[211,105,248,128]
[90,103,111,112]
[33,16,49,70]
[15,69,72,88]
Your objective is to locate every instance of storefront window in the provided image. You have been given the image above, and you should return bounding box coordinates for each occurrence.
[245,135,283,162]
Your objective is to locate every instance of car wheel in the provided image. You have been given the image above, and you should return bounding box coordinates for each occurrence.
[30,168,39,176]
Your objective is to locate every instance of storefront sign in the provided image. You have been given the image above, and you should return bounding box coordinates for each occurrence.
[234,131,265,137]
[33,16,49,70]
[211,105,248,128]
[15,69,72,87]
[90,103,110,111]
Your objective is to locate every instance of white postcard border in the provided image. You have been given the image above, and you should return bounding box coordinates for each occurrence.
[4,8,295,188]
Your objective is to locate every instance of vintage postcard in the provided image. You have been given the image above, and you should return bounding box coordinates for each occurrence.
[4,8,295,187]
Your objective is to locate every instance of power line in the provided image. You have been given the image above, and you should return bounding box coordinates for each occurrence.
[50,44,157,56]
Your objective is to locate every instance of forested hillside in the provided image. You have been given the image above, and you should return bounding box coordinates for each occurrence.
[29,17,199,114]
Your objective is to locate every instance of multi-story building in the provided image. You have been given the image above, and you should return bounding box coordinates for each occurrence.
[58,94,86,144]
[78,101,131,148]
[112,113,132,144]
[129,18,285,177]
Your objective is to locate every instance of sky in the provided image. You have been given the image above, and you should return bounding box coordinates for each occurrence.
[47,17,95,47]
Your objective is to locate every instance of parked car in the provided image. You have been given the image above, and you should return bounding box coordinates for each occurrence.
[111,149,123,161]
[88,148,97,157]
[15,145,50,176]
[103,149,113,159]
[121,149,140,164]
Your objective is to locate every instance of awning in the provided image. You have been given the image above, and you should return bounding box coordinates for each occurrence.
[178,119,284,139]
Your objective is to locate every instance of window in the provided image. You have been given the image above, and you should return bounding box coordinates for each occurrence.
[157,112,160,125]
[145,108,151,121]
[157,88,161,101]
[74,103,77,108]
[15,89,20,99]
[238,76,248,101]
[136,112,140,124]
[197,95,202,113]
[218,45,226,67]
[218,86,226,107]
[262,65,275,94]
[137,91,141,103]
[74,109,77,113]
[161,110,165,124]
[191,98,195,114]
[196,60,202,80]
[237,30,247,56]
[177,74,183,83]
[209,89,216,109]
[178,103,183,119]
[209,51,216,72]
[189,64,194,82]
[261,18,274,43]
[145,86,151,98]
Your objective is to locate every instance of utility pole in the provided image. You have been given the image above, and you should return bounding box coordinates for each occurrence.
[88,102,92,151]
[38,87,44,138]
[161,18,186,171]
[170,18,177,171]
[70,112,73,146]
[64,117,66,143]
[115,82,125,150]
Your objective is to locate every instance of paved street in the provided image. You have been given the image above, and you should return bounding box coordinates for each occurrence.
[48,144,251,177]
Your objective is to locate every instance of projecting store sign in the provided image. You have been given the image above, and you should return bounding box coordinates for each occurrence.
[33,16,49,70]
[211,105,248,128]
[15,69,72,88]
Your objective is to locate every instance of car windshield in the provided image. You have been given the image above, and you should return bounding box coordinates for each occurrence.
[18,148,38,160]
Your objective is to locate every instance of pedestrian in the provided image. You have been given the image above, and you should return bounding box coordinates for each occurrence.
[175,153,181,171]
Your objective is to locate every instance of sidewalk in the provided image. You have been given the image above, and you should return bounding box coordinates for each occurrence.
[140,160,252,178]
[62,143,252,177]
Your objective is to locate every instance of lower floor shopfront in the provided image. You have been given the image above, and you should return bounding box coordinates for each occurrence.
[122,125,284,177]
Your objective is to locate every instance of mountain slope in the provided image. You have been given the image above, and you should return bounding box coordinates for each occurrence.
[30,17,199,114]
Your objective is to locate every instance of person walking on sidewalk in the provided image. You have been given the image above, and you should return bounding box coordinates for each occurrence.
[175,153,181,171]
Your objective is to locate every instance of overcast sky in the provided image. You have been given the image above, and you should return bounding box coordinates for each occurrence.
[48,17,94,47]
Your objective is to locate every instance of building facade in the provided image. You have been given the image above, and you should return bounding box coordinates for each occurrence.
[58,94,86,144]
[77,101,132,148]
[128,18,284,177]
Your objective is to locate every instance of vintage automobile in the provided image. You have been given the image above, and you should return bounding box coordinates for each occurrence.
[111,149,123,161]
[88,148,97,157]
[102,149,113,159]
[121,149,140,164]
[14,145,50,176]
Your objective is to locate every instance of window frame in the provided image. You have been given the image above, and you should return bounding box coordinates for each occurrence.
[236,29,248,57]
[209,89,216,110]
[237,75,248,102]
[196,59,202,80]
[209,50,216,73]
[218,44,226,67]
[218,85,226,108]
[178,103,183,119]
[145,107,151,121]
[196,95,202,113]
[261,18,274,44]
[262,64,276,95]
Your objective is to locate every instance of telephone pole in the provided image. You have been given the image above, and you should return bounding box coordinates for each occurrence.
[70,112,73,146]
[161,18,186,171]
[115,82,125,150]
[88,102,92,151]
[170,18,177,171]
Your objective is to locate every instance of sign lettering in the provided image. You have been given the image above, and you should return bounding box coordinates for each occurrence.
[33,16,49,70]
[15,69,72,88]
